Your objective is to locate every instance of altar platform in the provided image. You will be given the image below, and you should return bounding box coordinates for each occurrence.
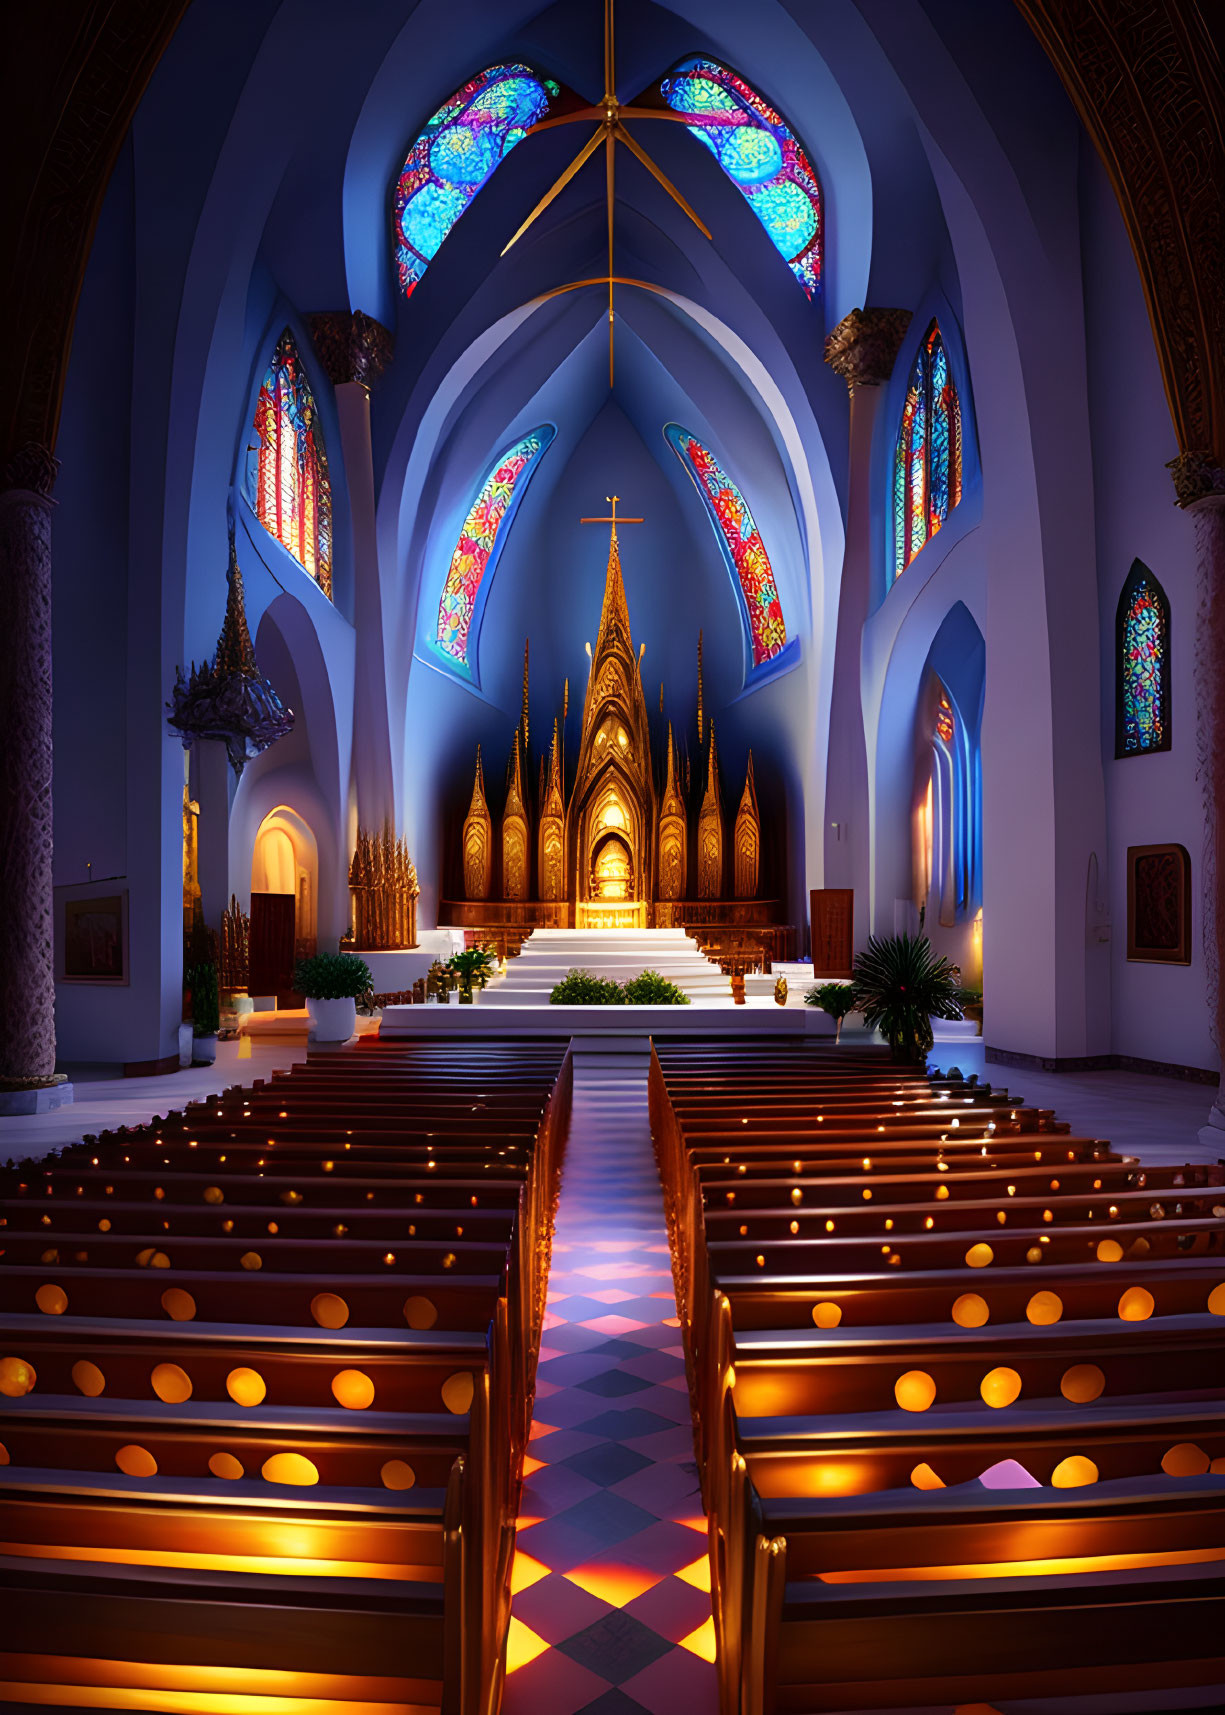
[379,927,834,1037]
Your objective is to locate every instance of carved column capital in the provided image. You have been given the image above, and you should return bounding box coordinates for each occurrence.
[1167,452,1225,511]
[308,311,395,391]
[824,308,913,391]
[2,441,59,500]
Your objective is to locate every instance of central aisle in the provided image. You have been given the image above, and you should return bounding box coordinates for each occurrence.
[502,1039,718,1714]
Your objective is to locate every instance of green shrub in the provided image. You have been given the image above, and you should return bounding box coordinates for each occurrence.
[187,962,220,1037]
[805,981,855,1018]
[293,952,374,1000]
[851,933,963,1064]
[622,969,691,1006]
[549,970,627,1006]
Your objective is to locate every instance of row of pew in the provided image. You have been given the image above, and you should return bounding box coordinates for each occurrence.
[649,1038,1225,1714]
[0,1036,572,1715]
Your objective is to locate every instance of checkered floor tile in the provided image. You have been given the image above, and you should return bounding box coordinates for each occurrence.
[503,1048,718,1715]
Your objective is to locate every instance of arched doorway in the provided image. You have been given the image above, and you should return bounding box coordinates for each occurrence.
[251,807,318,1000]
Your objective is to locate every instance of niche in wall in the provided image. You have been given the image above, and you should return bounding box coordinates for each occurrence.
[1126,843,1190,964]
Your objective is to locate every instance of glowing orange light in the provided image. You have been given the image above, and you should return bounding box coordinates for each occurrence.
[678,1617,718,1661]
[506,1616,549,1672]
[566,1561,662,1604]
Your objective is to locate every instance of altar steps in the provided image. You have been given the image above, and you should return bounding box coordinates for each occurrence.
[480,928,731,1007]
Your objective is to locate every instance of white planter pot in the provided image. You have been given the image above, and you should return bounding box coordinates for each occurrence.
[191,1033,217,1065]
[307,996,356,1042]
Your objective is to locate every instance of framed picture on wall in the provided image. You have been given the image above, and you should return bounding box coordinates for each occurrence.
[1126,844,1191,965]
[57,886,129,984]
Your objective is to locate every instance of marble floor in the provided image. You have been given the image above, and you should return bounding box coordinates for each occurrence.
[0,1033,327,1164]
[503,1039,718,1715]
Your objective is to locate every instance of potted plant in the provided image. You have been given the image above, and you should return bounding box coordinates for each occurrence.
[188,962,220,1065]
[293,952,373,1043]
[446,946,496,1004]
[805,980,855,1043]
[851,933,964,1065]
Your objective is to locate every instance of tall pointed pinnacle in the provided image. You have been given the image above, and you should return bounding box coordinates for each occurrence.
[469,744,488,814]
[738,748,758,815]
[215,523,258,676]
[506,727,526,818]
[595,521,633,654]
[697,628,704,746]
[522,638,530,747]
[706,719,719,796]
[666,721,677,792]
[549,717,562,793]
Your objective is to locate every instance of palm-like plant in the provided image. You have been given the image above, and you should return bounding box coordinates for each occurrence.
[851,933,964,1064]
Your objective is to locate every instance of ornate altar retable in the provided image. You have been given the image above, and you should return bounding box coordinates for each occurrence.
[440,523,792,971]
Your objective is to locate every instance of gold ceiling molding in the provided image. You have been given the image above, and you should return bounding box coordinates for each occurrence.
[1012,0,1225,494]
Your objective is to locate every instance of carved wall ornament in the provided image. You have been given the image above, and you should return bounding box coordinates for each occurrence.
[697,723,724,901]
[307,311,394,392]
[1166,453,1225,511]
[462,746,493,901]
[823,307,913,391]
[166,523,294,776]
[733,751,761,900]
[1126,842,1191,964]
[502,733,530,901]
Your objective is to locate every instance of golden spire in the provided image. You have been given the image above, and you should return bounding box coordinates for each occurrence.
[595,522,633,653]
[706,718,719,794]
[550,717,562,793]
[505,729,526,819]
[696,628,704,746]
[522,638,530,747]
[469,744,488,812]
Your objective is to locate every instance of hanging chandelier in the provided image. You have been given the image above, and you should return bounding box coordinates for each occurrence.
[167,524,295,776]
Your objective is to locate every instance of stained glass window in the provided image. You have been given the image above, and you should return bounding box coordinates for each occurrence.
[246,328,333,597]
[1116,560,1171,756]
[393,65,559,300]
[893,321,962,578]
[436,426,555,665]
[659,58,822,298]
[665,425,787,667]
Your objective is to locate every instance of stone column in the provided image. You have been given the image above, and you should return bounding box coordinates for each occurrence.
[0,443,59,1084]
[822,309,913,943]
[310,311,396,837]
[1177,456,1225,1145]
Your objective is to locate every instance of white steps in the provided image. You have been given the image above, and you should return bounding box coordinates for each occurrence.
[480,927,732,1007]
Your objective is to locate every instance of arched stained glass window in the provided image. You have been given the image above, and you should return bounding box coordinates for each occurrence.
[916,680,978,928]
[1116,560,1171,756]
[436,426,555,665]
[659,59,822,298]
[246,328,333,597]
[393,65,559,300]
[665,425,786,668]
[893,321,962,578]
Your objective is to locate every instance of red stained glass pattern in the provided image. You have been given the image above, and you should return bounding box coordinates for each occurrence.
[665,425,786,667]
[436,427,555,664]
[893,321,962,579]
[247,329,333,597]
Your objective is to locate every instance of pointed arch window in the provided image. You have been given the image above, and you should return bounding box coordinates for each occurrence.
[393,65,559,300]
[436,426,555,666]
[665,425,786,668]
[893,321,962,578]
[1116,559,1171,756]
[659,59,822,298]
[246,328,333,597]
[916,681,979,927]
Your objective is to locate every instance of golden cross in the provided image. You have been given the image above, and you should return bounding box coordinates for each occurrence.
[503,0,711,386]
[580,495,644,525]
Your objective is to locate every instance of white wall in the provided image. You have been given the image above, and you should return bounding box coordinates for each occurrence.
[1081,144,1213,1074]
